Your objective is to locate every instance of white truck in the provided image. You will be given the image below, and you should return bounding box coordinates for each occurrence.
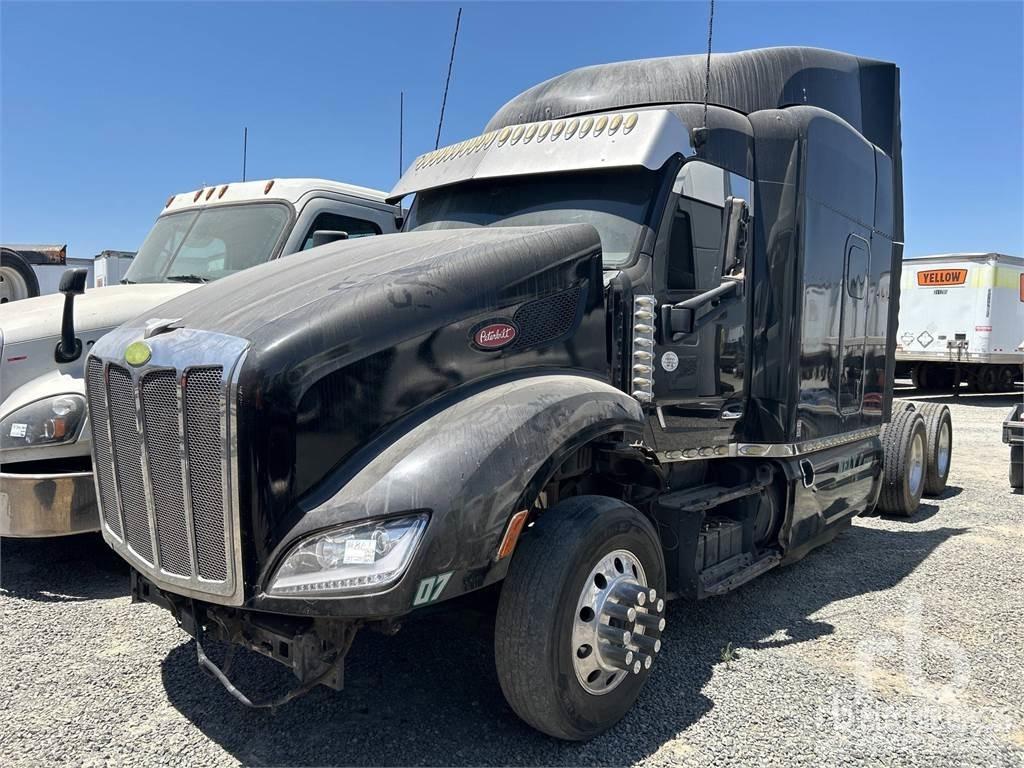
[895,253,1024,392]
[0,178,400,537]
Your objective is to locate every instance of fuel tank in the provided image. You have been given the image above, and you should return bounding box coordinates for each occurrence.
[125,225,608,569]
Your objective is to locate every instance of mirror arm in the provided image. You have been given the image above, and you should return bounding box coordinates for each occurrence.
[660,280,738,342]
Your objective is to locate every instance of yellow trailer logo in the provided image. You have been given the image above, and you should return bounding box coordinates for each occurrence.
[917,268,967,287]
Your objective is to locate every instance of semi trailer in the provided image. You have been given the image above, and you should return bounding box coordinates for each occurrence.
[895,253,1024,392]
[86,47,949,739]
[0,179,400,537]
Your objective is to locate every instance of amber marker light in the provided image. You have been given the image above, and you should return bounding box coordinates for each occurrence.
[264,180,275,194]
[496,510,530,560]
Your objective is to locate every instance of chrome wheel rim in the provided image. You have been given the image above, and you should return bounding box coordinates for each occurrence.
[936,421,951,477]
[0,266,30,303]
[909,432,925,496]
[571,548,665,695]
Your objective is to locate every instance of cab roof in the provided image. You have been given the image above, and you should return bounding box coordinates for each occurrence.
[163,178,391,214]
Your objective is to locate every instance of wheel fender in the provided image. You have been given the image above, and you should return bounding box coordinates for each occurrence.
[271,374,644,607]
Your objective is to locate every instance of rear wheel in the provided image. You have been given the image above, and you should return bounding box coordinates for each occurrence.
[0,248,39,303]
[878,408,927,516]
[998,367,1017,392]
[1011,446,1023,490]
[917,403,952,496]
[494,495,666,740]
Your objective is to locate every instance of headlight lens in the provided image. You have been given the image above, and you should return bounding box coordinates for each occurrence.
[267,513,428,597]
[0,394,87,450]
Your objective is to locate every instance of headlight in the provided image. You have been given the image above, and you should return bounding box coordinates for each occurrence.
[0,394,87,450]
[267,513,428,597]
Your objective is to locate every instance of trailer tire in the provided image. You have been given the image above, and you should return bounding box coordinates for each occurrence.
[0,248,40,303]
[1011,446,1023,490]
[917,403,952,496]
[494,495,666,741]
[878,408,927,516]
[998,367,1017,392]
[911,364,929,392]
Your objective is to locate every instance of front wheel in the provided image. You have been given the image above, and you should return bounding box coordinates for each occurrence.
[494,495,666,740]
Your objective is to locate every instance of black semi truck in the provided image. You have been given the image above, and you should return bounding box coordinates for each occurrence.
[86,47,950,739]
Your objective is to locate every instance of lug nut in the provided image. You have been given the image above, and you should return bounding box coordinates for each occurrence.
[612,583,647,607]
[635,612,666,632]
[632,634,662,654]
[602,643,635,669]
[647,588,658,603]
[638,653,653,670]
[631,660,642,674]
[655,598,665,613]
[602,602,637,623]
[599,625,631,645]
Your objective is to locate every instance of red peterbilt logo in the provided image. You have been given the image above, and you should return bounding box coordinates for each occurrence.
[472,321,518,350]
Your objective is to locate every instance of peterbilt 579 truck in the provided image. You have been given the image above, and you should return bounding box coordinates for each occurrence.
[85,48,946,739]
[0,179,399,537]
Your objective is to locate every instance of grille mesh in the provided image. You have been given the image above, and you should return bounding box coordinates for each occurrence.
[107,365,153,562]
[184,368,227,581]
[141,371,190,577]
[86,358,121,537]
[512,284,583,350]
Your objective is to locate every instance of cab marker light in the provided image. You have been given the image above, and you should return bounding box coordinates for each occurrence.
[579,117,594,138]
[496,510,530,560]
[594,115,608,136]
[623,113,639,134]
[511,125,525,144]
[537,122,551,141]
[498,126,512,146]
[551,121,565,140]
[564,118,579,139]
[264,180,275,194]
[165,195,176,208]
[205,187,216,200]
[524,124,538,143]
[608,114,623,134]
[218,185,228,198]
[193,189,204,202]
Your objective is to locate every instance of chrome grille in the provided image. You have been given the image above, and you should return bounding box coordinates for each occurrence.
[87,358,121,537]
[85,327,247,606]
[184,368,227,581]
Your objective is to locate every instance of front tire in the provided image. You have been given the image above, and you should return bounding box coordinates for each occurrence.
[494,495,666,740]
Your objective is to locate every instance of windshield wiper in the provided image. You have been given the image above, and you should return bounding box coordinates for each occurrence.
[165,274,210,283]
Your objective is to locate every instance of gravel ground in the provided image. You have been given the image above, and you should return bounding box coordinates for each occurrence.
[2,389,1022,767]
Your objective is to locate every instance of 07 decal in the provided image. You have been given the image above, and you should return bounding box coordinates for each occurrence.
[413,571,454,606]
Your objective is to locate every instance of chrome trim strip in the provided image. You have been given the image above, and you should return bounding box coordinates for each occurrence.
[136,368,163,570]
[655,426,882,463]
[102,361,127,545]
[630,295,656,403]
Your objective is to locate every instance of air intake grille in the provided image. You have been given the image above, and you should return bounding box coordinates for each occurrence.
[86,341,238,603]
[512,284,583,350]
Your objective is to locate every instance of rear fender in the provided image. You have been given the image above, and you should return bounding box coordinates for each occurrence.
[255,374,644,617]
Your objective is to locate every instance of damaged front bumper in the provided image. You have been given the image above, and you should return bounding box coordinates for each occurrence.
[0,468,98,537]
[132,570,362,707]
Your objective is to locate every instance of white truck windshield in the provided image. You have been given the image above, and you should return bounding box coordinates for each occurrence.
[123,202,291,284]
[406,168,658,267]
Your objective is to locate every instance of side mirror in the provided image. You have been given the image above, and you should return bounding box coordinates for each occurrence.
[59,267,88,296]
[310,230,349,248]
[55,268,88,363]
[718,197,750,280]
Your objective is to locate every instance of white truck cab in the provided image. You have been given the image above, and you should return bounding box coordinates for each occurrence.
[0,178,400,537]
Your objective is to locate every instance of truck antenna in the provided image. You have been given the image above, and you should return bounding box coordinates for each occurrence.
[435,7,462,150]
[694,0,715,149]
[242,127,248,182]
[399,91,405,176]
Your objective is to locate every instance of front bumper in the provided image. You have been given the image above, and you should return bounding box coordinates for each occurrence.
[0,469,98,537]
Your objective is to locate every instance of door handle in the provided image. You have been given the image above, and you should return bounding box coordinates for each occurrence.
[720,405,743,420]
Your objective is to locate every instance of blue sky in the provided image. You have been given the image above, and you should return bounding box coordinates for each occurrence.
[1,1,1021,259]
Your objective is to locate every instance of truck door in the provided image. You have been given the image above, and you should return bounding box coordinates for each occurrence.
[647,162,750,455]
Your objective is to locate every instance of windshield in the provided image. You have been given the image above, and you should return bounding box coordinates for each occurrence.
[123,202,291,284]
[405,168,659,267]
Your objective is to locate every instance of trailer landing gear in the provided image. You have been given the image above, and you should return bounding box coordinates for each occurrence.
[494,496,666,740]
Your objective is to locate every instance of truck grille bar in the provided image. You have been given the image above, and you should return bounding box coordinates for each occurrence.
[85,328,248,606]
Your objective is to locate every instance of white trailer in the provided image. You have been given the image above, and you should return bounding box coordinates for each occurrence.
[92,250,135,287]
[895,253,1024,392]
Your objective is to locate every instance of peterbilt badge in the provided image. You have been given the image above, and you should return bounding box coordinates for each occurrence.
[472,321,518,350]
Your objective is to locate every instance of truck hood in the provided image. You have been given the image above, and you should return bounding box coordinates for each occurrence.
[0,283,195,345]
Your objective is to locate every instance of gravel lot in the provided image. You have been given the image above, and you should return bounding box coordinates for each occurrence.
[2,389,1022,767]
